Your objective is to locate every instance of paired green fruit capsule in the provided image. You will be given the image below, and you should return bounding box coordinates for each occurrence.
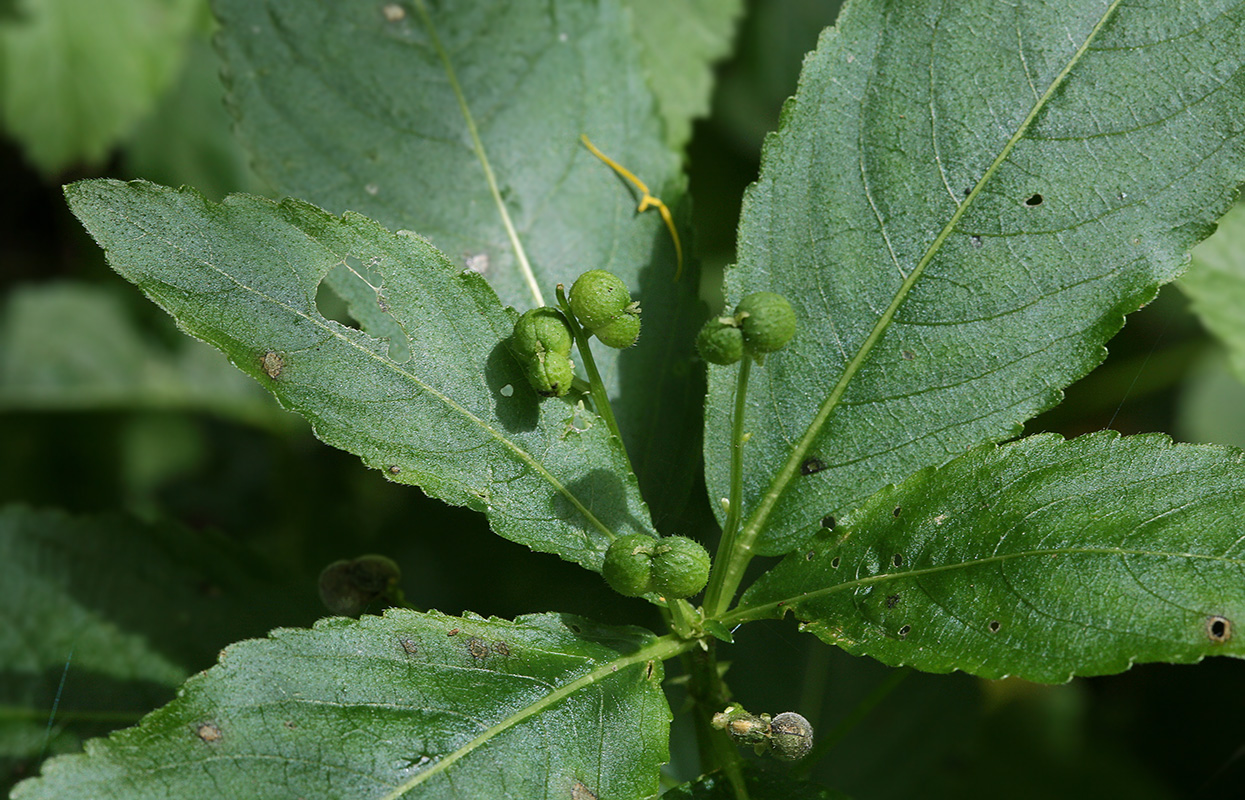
[696,291,796,365]
[512,307,575,397]
[602,533,711,599]
[569,269,641,349]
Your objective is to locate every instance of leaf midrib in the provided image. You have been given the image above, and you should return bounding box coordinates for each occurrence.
[722,543,1245,627]
[382,634,687,800]
[90,186,621,548]
[411,0,545,308]
[733,0,1128,562]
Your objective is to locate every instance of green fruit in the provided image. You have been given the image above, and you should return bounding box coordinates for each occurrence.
[526,351,575,397]
[569,269,631,329]
[696,317,744,364]
[512,307,573,357]
[651,536,711,599]
[735,291,796,354]
[769,712,814,761]
[602,533,657,597]
[594,311,641,348]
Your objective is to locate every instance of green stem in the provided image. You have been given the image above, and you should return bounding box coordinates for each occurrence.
[704,357,753,617]
[556,285,633,473]
[792,667,911,779]
[683,643,751,800]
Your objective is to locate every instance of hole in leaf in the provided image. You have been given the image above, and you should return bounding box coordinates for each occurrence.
[901,350,915,361]
[893,506,902,518]
[1024,193,1043,206]
[988,620,1001,633]
[805,550,815,561]
[898,624,911,638]
[821,515,836,530]
[1207,615,1231,643]
[801,457,827,476]
[830,556,841,569]
[317,257,412,362]
[892,553,903,567]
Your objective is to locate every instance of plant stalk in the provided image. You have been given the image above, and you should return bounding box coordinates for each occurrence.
[556,284,633,473]
[704,357,752,617]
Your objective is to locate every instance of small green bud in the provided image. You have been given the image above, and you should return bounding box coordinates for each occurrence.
[512,307,573,358]
[651,535,711,599]
[769,712,814,761]
[593,310,641,349]
[712,707,770,747]
[569,269,641,348]
[696,317,744,365]
[735,291,796,355]
[526,351,575,397]
[318,554,402,616]
[602,533,657,597]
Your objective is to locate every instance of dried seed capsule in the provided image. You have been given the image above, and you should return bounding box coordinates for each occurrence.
[601,533,657,597]
[735,291,796,355]
[569,269,641,348]
[651,536,711,599]
[769,712,814,761]
[696,316,744,365]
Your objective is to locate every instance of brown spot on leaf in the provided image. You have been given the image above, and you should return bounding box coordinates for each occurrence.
[388,465,401,475]
[447,628,459,637]
[492,641,511,657]
[801,457,827,476]
[466,637,489,661]
[1207,615,1231,643]
[196,723,222,743]
[261,351,284,379]
[400,637,418,654]
[571,781,598,800]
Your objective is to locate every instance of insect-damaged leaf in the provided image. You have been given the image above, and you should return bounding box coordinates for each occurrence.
[64,180,656,572]
[737,433,1245,683]
[12,611,673,800]
[214,0,706,530]
[705,0,1245,558]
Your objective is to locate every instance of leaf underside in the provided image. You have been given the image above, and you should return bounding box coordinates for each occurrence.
[739,433,1245,683]
[707,0,1245,558]
[12,611,671,800]
[64,180,656,572]
[214,0,707,528]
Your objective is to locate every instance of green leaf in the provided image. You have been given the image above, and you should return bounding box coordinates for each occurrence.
[0,282,288,430]
[705,1,1245,559]
[0,0,201,173]
[734,433,1245,683]
[0,505,308,786]
[12,610,676,800]
[666,765,849,800]
[123,35,266,201]
[621,0,745,151]
[213,0,707,529]
[64,179,657,571]
[1176,348,1245,449]
[1183,203,1245,383]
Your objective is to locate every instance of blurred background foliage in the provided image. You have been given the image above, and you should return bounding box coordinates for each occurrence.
[1,0,1244,797]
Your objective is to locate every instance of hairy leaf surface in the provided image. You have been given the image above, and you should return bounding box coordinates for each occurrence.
[0,0,200,173]
[705,0,1245,558]
[0,506,306,786]
[735,433,1245,683]
[64,180,656,571]
[213,0,706,529]
[1183,203,1245,383]
[13,611,674,800]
